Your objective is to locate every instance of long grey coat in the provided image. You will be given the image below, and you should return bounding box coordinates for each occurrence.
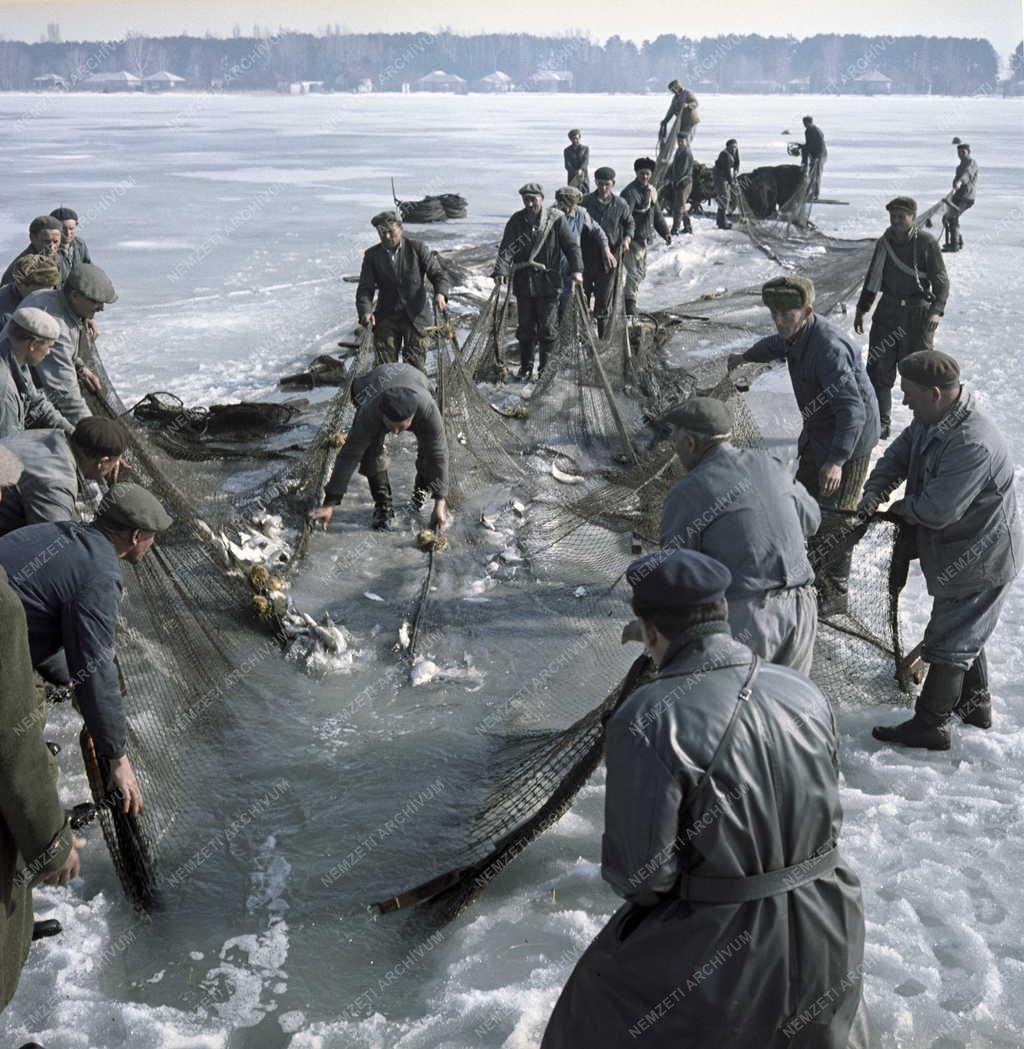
[862,388,1022,598]
[543,628,866,1049]
[0,429,79,534]
[0,334,76,440]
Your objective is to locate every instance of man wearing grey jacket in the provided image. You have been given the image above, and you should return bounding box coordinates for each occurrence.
[862,351,1021,750]
[657,397,821,674]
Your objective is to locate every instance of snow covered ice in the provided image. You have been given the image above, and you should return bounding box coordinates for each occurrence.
[2,90,1023,1048]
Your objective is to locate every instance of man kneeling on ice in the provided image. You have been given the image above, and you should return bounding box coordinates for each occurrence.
[309,362,449,532]
[542,548,871,1049]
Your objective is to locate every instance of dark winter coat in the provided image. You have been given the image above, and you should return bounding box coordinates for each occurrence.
[493,207,583,299]
[619,180,670,246]
[355,237,450,334]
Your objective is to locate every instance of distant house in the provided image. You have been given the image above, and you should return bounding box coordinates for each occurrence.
[473,70,514,93]
[786,77,811,94]
[276,80,324,95]
[733,79,781,94]
[333,73,372,92]
[33,73,66,91]
[82,71,142,92]
[852,70,892,95]
[143,71,186,91]
[414,70,467,93]
[526,69,574,92]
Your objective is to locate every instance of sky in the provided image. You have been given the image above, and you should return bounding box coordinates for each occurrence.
[0,0,1021,60]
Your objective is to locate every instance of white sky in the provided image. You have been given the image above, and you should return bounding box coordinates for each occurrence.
[0,0,1021,60]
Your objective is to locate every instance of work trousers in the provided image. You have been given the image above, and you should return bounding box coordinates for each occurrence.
[865,296,935,429]
[373,314,428,374]
[516,293,559,372]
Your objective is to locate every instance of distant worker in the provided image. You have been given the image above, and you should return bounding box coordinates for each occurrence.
[0,481,175,818]
[0,254,61,330]
[493,183,583,380]
[620,158,671,318]
[581,168,634,339]
[667,133,694,235]
[0,307,76,440]
[728,276,879,615]
[542,548,868,1049]
[798,115,827,201]
[356,210,450,375]
[309,362,449,532]
[854,197,949,439]
[0,417,128,535]
[659,79,700,144]
[553,186,612,321]
[657,397,821,674]
[563,129,590,194]
[21,262,117,424]
[942,142,977,252]
[50,206,93,276]
[861,351,1021,750]
[713,139,740,229]
[0,444,83,1015]
[1,216,64,287]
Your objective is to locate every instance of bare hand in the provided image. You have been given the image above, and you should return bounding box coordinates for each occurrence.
[925,314,940,332]
[571,272,584,284]
[431,498,449,530]
[622,237,631,252]
[727,353,746,372]
[853,311,865,336]
[79,366,102,394]
[361,313,375,328]
[435,293,447,313]
[819,462,843,498]
[604,249,616,269]
[86,318,99,340]
[39,836,86,886]
[308,505,335,531]
[108,756,143,816]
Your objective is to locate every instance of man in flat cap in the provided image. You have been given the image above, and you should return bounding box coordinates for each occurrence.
[309,362,449,532]
[659,79,700,146]
[356,211,450,374]
[667,133,695,236]
[543,547,868,1049]
[859,351,1021,750]
[0,307,77,440]
[713,139,740,230]
[0,417,128,535]
[0,481,174,818]
[855,197,949,439]
[620,159,672,318]
[656,396,821,673]
[0,254,61,330]
[729,276,879,615]
[554,186,612,321]
[20,262,114,424]
[942,143,977,253]
[797,116,827,202]
[51,206,93,276]
[0,443,84,1014]
[1,216,64,287]
[493,184,584,380]
[563,130,590,194]
[582,168,634,338]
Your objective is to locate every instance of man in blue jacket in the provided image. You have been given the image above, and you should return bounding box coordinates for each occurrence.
[729,276,880,614]
[861,351,1021,750]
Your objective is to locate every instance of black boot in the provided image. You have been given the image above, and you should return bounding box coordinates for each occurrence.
[367,472,394,530]
[954,650,991,729]
[625,297,637,318]
[873,662,965,750]
[682,213,693,235]
[595,316,607,339]
[516,340,534,381]
[716,206,731,230]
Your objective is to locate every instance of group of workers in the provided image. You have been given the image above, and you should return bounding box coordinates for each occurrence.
[0,84,1011,1049]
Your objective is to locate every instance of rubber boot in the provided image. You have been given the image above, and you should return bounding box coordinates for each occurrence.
[538,339,554,377]
[367,472,394,531]
[596,316,607,339]
[716,206,731,230]
[872,662,964,750]
[682,213,693,235]
[954,649,991,729]
[625,297,637,318]
[517,340,534,381]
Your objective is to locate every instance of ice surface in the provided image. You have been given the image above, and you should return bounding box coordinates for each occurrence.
[1,90,1023,1048]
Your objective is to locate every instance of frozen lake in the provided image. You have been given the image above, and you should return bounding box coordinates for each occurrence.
[1,91,1023,1048]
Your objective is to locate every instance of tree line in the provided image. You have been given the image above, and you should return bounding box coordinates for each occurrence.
[0,30,1011,95]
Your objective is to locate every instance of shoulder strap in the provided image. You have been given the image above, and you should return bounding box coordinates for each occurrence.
[695,655,759,789]
[527,208,559,264]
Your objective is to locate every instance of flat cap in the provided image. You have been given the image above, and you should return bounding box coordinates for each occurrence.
[886,196,917,215]
[666,397,733,439]
[594,166,616,181]
[11,253,60,288]
[668,79,682,91]
[65,263,117,304]
[628,549,732,612]
[957,142,971,151]
[371,210,402,228]
[0,446,24,488]
[72,417,130,458]
[555,186,582,205]
[379,386,419,423]
[518,182,544,197]
[50,206,79,221]
[95,482,172,533]
[10,306,60,340]
[567,128,581,138]
[633,156,657,173]
[762,275,815,310]
[898,350,960,387]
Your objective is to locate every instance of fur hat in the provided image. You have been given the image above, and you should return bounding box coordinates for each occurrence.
[761,275,815,310]
[11,253,60,289]
[633,157,656,173]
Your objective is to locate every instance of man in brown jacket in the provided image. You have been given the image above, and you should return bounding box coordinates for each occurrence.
[0,444,82,1013]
